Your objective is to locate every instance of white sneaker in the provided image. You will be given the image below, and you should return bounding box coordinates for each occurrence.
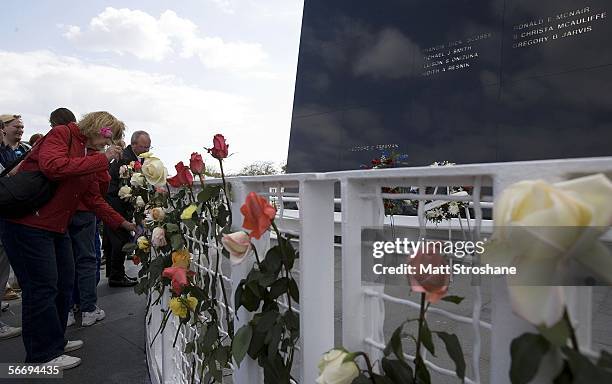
[81,307,105,327]
[67,311,75,327]
[64,340,83,353]
[43,354,81,370]
[0,322,21,340]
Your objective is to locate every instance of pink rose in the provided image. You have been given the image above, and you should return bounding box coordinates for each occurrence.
[221,231,252,265]
[408,245,450,303]
[151,227,167,248]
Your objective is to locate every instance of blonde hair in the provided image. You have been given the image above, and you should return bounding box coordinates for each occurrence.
[78,111,125,143]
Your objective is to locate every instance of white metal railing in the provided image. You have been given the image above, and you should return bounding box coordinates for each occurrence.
[145,157,612,384]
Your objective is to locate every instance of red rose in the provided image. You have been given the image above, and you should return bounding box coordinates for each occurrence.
[209,134,229,159]
[133,255,141,265]
[189,152,205,175]
[162,266,195,295]
[167,161,194,188]
[240,192,276,239]
[408,245,449,303]
[133,161,142,171]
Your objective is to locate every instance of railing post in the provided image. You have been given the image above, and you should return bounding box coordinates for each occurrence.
[298,179,336,382]
[489,169,594,383]
[230,180,263,384]
[341,179,384,359]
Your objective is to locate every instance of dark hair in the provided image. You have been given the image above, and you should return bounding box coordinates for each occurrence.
[29,133,44,146]
[49,108,76,127]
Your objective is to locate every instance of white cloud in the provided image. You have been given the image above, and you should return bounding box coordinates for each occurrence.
[0,50,292,172]
[209,0,236,14]
[64,7,267,71]
[353,28,422,79]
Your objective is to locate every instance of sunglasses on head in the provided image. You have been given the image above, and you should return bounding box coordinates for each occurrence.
[4,115,22,124]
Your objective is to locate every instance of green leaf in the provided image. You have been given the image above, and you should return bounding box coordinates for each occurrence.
[563,347,612,383]
[234,281,244,310]
[288,278,299,304]
[262,246,282,275]
[381,357,414,384]
[255,311,278,334]
[122,243,138,253]
[201,323,219,353]
[553,361,573,384]
[165,223,180,233]
[510,333,550,384]
[419,320,435,356]
[440,295,464,304]
[537,318,570,347]
[597,350,612,371]
[232,325,252,367]
[283,310,299,331]
[352,375,372,384]
[170,234,184,251]
[197,185,221,203]
[247,330,266,359]
[414,356,431,384]
[258,273,278,288]
[435,331,465,380]
[184,341,195,354]
[269,277,289,299]
[266,324,283,358]
[216,205,229,227]
[384,326,405,362]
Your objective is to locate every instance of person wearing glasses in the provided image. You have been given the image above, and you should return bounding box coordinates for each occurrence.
[104,130,151,287]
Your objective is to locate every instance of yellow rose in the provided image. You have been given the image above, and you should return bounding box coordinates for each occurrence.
[316,349,359,384]
[169,295,198,319]
[172,248,191,268]
[486,174,612,326]
[181,204,198,220]
[137,236,150,250]
[141,155,168,187]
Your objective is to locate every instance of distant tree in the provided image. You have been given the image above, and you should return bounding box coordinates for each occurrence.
[204,164,222,178]
[280,161,287,174]
[237,161,279,176]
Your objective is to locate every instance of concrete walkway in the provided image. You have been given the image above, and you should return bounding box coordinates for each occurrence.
[0,262,150,384]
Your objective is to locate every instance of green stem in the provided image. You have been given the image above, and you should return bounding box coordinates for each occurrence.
[218,159,232,228]
[564,309,579,351]
[252,246,263,269]
[414,293,427,380]
[355,352,377,384]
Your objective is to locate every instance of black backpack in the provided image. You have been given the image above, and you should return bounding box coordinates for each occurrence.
[0,131,71,219]
[0,171,56,218]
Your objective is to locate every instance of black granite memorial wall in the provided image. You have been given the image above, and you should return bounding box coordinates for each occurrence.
[286,0,612,172]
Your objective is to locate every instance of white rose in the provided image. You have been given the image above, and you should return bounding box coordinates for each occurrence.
[135,196,145,208]
[141,155,168,187]
[221,232,252,265]
[316,349,359,384]
[486,174,612,326]
[118,185,132,200]
[130,173,146,188]
[151,227,167,248]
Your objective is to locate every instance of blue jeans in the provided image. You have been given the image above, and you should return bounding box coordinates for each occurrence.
[95,219,102,285]
[68,212,97,313]
[1,221,74,363]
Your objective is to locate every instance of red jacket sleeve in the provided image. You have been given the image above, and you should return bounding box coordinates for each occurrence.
[38,126,108,181]
[81,181,126,230]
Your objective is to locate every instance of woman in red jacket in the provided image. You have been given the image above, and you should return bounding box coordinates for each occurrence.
[1,111,135,369]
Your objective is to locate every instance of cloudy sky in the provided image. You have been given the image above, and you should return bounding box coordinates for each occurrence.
[0,0,304,173]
